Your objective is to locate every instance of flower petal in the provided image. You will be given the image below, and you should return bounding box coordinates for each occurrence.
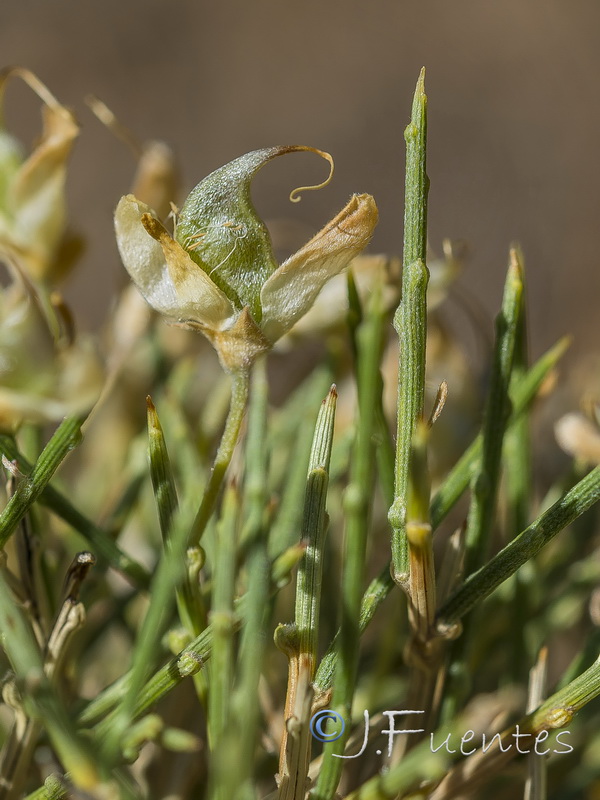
[280,254,399,342]
[175,146,334,320]
[115,194,180,317]
[140,212,236,329]
[115,195,236,330]
[0,275,102,430]
[0,68,80,282]
[260,193,378,342]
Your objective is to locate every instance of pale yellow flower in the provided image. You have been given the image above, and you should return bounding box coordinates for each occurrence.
[0,68,79,284]
[0,265,103,430]
[115,146,378,372]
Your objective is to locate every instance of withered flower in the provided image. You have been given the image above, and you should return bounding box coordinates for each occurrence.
[0,68,79,284]
[0,264,103,431]
[115,146,378,372]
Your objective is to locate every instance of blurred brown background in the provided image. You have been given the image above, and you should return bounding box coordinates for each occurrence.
[2,0,599,371]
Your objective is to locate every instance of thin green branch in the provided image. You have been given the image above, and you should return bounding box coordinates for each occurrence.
[0,417,83,549]
[390,68,430,585]
[504,261,535,678]
[208,483,239,800]
[147,397,205,636]
[0,571,103,792]
[313,283,384,799]
[225,360,271,799]
[278,385,337,800]
[100,498,197,762]
[464,248,524,574]
[0,434,150,588]
[314,335,568,694]
[223,548,270,800]
[436,464,600,629]
[295,387,337,668]
[430,334,569,528]
[147,397,179,542]
[189,369,250,545]
[268,368,333,559]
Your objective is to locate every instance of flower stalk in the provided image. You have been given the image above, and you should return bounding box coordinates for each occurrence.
[189,369,250,545]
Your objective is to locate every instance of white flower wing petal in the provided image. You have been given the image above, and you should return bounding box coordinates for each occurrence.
[140,212,236,329]
[260,193,378,342]
[115,194,181,317]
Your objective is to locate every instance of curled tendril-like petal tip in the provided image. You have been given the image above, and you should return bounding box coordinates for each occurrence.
[288,148,334,203]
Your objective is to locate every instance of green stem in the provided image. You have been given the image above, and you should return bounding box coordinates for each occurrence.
[441,250,524,715]
[436,464,600,629]
[530,656,600,727]
[0,417,83,549]
[147,398,206,636]
[314,335,567,694]
[0,571,102,791]
[295,387,337,672]
[390,68,429,585]
[430,334,569,529]
[147,397,179,542]
[504,264,534,680]
[226,359,271,800]
[189,369,250,545]
[226,546,270,800]
[278,386,337,800]
[208,484,239,800]
[100,402,202,762]
[0,435,150,588]
[464,249,524,575]
[90,626,212,740]
[313,285,383,799]
[267,368,332,559]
